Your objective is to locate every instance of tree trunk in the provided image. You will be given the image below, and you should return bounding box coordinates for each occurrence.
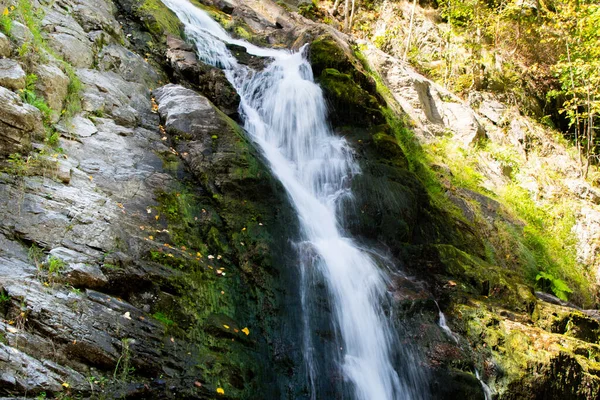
[344,0,350,31]
[331,0,342,16]
[585,88,594,179]
[403,0,418,61]
[349,0,357,30]
[566,42,583,169]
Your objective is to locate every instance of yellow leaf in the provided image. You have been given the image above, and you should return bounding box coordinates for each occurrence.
[62,382,70,388]
[155,215,159,220]
[223,324,230,329]
[148,235,154,240]
[241,327,250,336]
[216,388,225,395]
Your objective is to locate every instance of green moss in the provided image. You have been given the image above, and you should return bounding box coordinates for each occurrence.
[310,38,354,76]
[152,311,174,326]
[139,0,183,36]
[372,132,409,168]
[318,68,383,126]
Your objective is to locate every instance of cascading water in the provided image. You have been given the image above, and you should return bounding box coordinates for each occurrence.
[161,1,426,398]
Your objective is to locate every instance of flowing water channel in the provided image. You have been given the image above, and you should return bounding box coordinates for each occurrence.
[161,1,425,398]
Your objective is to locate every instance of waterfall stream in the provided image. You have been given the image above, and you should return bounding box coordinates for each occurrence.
[161,1,424,398]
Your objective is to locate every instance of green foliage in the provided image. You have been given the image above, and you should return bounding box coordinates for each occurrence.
[20,74,52,124]
[45,256,66,279]
[298,1,320,20]
[536,271,573,301]
[62,64,82,121]
[0,291,10,304]
[0,7,12,34]
[114,338,135,381]
[5,153,29,176]
[152,312,174,326]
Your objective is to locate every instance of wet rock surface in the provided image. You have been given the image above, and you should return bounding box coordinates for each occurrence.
[0,0,297,398]
[1,0,600,398]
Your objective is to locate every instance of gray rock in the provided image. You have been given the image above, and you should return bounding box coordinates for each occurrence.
[153,84,269,197]
[77,69,150,127]
[362,43,487,146]
[469,91,507,125]
[46,32,94,68]
[0,59,26,90]
[0,86,43,157]
[58,115,98,139]
[0,343,87,393]
[154,84,228,139]
[42,8,94,68]
[0,32,10,58]
[443,102,486,146]
[166,36,240,117]
[97,44,160,87]
[48,247,92,263]
[62,262,108,288]
[8,21,33,46]
[68,0,123,37]
[34,64,69,116]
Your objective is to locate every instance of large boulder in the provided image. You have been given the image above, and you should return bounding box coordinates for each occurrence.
[166,36,240,117]
[0,86,44,157]
[0,59,26,91]
[153,84,269,198]
[34,64,69,116]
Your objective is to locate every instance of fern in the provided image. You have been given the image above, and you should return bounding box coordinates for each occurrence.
[536,271,573,301]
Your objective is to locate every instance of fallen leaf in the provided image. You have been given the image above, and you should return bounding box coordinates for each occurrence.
[194,381,202,388]
[216,388,225,395]
[7,327,17,333]
[170,337,175,343]
[155,215,159,220]
[241,327,250,336]
[223,324,230,329]
[62,382,70,388]
[123,312,131,320]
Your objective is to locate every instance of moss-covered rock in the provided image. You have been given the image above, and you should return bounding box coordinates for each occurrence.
[115,0,183,37]
[317,68,384,127]
[151,83,301,398]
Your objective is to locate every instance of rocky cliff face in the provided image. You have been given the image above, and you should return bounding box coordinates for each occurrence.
[1,0,599,399]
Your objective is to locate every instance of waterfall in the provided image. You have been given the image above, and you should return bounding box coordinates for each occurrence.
[161,1,425,398]
[475,369,493,400]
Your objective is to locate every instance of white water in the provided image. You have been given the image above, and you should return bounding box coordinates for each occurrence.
[475,369,493,400]
[435,302,458,343]
[161,1,418,398]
